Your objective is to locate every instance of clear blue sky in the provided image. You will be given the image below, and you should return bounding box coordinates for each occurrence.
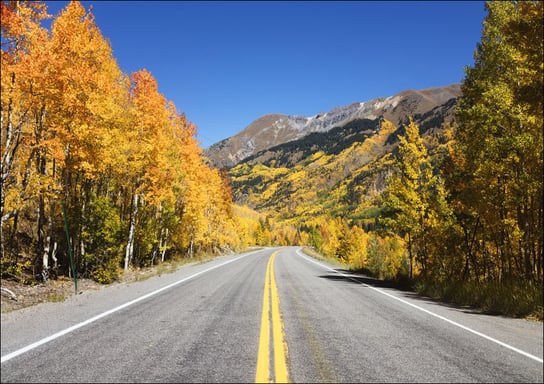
[44,1,486,148]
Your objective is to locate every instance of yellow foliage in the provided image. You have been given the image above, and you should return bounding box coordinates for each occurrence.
[366,234,408,280]
[336,225,368,270]
[1,1,245,271]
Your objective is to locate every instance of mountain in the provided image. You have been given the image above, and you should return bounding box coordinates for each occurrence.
[221,85,460,228]
[205,84,461,168]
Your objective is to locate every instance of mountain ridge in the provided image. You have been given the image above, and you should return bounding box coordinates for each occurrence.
[205,83,461,168]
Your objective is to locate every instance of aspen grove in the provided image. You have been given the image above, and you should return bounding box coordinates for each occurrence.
[1,1,245,283]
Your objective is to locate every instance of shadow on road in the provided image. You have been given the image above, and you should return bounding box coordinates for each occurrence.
[318,269,405,289]
[318,269,492,317]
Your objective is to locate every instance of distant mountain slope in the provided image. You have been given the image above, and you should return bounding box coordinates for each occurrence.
[205,83,461,168]
[227,95,459,227]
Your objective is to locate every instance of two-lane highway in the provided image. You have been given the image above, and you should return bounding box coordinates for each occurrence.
[1,247,542,382]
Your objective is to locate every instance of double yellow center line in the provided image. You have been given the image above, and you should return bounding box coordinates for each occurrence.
[255,251,289,383]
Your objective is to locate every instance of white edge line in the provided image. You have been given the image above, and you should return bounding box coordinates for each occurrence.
[295,248,543,364]
[1,250,262,364]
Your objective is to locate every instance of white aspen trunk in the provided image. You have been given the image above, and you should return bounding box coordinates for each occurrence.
[51,241,58,268]
[42,200,53,279]
[80,238,85,262]
[151,247,157,266]
[124,193,139,271]
[43,235,50,273]
[80,200,85,264]
[0,86,18,259]
[161,228,168,263]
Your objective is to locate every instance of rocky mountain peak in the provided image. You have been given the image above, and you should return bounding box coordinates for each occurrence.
[205,83,461,168]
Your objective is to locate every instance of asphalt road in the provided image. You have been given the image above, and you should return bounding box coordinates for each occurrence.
[1,247,542,383]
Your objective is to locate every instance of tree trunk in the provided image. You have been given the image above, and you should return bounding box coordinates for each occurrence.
[407,231,413,280]
[124,192,138,271]
[161,228,168,263]
[0,79,23,260]
[41,207,54,280]
[51,241,58,269]
[36,193,45,276]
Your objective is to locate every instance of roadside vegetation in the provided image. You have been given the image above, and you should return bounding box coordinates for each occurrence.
[303,246,543,322]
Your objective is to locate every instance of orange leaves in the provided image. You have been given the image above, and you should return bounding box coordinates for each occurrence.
[128,69,174,204]
[129,69,169,146]
[2,0,241,268]
[0,1,50,46]
[1,1,54,231]
[46,1,131,179]
[125,67,241,254]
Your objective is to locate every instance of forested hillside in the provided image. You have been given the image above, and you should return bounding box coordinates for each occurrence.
[230,97,458,225]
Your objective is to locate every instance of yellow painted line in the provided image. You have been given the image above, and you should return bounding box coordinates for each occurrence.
[255,251,289,383]
[255,254,271,383]
[270,255,289,383]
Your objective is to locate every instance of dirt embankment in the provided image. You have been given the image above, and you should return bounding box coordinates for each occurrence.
[1,277,103,313]
[0,268,155,313]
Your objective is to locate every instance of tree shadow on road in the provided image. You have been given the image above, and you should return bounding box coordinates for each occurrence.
[318,269,409,289]
[318,269,493,317]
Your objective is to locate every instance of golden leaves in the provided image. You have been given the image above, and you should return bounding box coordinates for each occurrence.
[2,1,241,266]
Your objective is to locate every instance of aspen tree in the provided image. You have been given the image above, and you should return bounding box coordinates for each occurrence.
[454,0,543,282]
[1,1,54,269]
[48,1,129,276]
[381,119,452,279]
